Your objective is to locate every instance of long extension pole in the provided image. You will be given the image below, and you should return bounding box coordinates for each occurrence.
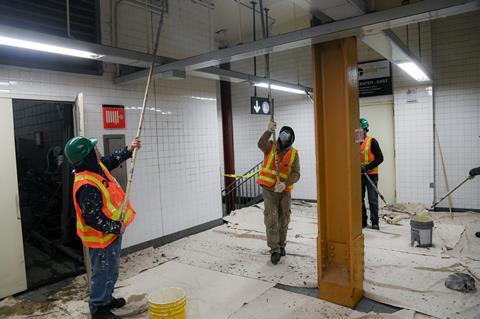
[431,176,472,209]
[120,5,165,223]
[435,127,453,218]
[258,0,278,174]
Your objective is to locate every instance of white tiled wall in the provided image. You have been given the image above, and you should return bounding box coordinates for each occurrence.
[230,26,437,205]
[230,48,317,200]
[432,11,480,210]
[0,0,222,248]
[394,86,434,205]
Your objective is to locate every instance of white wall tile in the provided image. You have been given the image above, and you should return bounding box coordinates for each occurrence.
[0,1,221,249]
[432,11,480,210]
[230,48,317,200]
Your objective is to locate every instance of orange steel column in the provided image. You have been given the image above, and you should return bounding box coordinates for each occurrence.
[312,37,364,308]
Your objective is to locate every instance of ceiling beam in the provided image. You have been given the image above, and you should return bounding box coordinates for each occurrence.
[0,23,310,91]
[193,67,313,92]
[115,0,479,85]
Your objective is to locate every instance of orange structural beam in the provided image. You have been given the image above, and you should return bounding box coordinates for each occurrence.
[312,37,364,308]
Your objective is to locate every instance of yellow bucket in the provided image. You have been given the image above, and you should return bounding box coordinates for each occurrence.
[147,287,187,319]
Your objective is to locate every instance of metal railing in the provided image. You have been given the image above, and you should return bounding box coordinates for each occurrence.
[222,161,263,216]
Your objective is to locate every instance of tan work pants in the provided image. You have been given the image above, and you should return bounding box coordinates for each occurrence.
[262,189,292,253]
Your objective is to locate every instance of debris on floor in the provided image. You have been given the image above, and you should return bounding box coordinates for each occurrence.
[445,273,476,293]
[1,202,479,319]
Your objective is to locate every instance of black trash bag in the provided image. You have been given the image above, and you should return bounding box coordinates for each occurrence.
[445,273,476,293]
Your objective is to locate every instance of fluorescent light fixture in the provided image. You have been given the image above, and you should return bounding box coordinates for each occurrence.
[254,82,306,95]
[191,96,216,101]
[397,62,430,82]
[0,35,104,59]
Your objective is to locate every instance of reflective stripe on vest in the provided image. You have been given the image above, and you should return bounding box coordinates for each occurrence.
[257,145,297,192]
[73,163,135,248]
[360,136,379,174]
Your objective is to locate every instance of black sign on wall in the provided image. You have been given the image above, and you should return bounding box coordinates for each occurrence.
[358,60,392,98]
[251,97,272,115]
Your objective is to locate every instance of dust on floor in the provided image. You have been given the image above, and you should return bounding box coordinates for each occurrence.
[1,202,478,318]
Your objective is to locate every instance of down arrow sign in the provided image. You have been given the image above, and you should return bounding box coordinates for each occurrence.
[254,100,261,113]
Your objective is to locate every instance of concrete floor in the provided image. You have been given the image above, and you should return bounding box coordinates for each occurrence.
[1,202,478,318]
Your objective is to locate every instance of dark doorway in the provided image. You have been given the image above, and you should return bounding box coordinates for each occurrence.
[103,135,128,189]
[12,99,84,289]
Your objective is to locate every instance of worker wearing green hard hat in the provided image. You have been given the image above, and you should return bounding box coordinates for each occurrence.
[64,136,98,165]
[64,135,141,319]
[359,118,369,131]
[359,118,384,230]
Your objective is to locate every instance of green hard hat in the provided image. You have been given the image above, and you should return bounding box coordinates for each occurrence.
[360,118,369,130]
[64,136,98,165]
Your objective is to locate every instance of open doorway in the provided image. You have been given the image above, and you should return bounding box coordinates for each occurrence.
[360,100,396,204]
[12,99,84,289]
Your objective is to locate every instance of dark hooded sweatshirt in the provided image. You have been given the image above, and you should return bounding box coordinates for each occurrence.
[74,147,132,235]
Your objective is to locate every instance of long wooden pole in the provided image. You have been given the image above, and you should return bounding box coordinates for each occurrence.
[435,127,453,218]
[120,7,165,222]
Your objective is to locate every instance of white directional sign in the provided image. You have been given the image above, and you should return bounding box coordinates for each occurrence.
[251,96,272,115]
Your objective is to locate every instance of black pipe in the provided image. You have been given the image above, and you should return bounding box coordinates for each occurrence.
[258,0,266,39]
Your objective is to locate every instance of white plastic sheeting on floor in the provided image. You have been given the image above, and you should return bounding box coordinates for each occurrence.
[157,204,318,287]
[364,211,480,319]
[114,261,275,318]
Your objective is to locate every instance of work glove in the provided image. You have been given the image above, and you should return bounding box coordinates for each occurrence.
[267,120,277,133]
[469,166,480,177]
[274,182,286,193]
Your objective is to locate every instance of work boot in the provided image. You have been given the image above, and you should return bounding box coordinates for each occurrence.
[270,252,281,265]
[280,247,286,257]
[371,224,380,230]
[106,297,126,310]
[91,308,122,319]
[475,232,480,238]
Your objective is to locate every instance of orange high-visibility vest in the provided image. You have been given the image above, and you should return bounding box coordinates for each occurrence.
[360,136,379,175]
[73,162,135,248]
[257,145,297,192]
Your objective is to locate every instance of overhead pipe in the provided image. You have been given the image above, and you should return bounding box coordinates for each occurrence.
[66,0,74,38]
[113,0,480,84]
[233,0,276,24]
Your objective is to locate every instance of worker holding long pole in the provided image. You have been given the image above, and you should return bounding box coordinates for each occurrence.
[64,4,164,318]
[256,1,300,265]
[359,118,384,230]
[64,137,140,319]
[257,122,300,264]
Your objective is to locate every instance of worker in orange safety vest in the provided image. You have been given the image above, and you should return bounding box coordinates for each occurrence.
[64,136,140,319]
[359,118,384,230]
[257,120,300,265]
